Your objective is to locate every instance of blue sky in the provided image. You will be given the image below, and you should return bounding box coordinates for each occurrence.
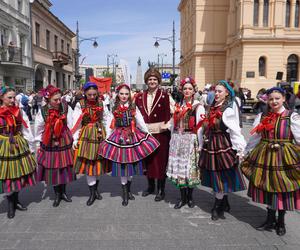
[51,0,181,82]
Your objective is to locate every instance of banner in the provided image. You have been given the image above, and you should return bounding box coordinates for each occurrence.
[89,76,112,94]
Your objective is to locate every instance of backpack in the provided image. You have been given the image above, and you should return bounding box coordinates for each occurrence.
[21,94,29,106]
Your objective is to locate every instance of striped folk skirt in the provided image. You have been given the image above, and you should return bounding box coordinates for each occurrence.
[241,139,300,210]
[166,132,200,188]
[199,131,246,193]
[74,125,111,176]
[98,127,159,177]
[37,128,75,185]
[0,133,37,194]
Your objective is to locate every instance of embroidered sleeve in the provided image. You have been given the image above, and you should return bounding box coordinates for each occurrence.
[21,109,35,152]
[136,107,149,133]
[34,109,45,144]
[290,112,300,145]
[196,104,205,147]
[72,102,82,145]
[244,113,263,155]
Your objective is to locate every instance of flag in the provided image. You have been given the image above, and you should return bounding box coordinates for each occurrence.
[89,76,112,94]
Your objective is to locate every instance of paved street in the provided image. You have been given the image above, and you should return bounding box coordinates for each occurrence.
[0,123,299,250]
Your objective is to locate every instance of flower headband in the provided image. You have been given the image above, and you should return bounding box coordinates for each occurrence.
[116,83,130,92]
[180,77,196,91]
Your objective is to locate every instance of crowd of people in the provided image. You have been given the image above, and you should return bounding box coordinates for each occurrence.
[0,67,299,237]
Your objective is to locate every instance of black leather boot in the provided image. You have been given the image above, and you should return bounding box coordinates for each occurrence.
[13,192,27,211]
[211,198,224,220]
[142,178,155,197]
[187,188,195,208]
[127,181,135,200]
[276,210,286,236]
[95,180,102,200]
[256,208,276,231]
[174,188,187,209]
[86,184,96,206]
[155,179,166,202]
[53,185,62,207]
[121,184,129,206]
[60,184,72,202]
[222,195,230,212]
[7,194,15,219]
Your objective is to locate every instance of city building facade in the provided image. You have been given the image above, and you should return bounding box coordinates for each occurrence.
[179,0,300,95]
[0,0,33,90]
[31,0,75,91]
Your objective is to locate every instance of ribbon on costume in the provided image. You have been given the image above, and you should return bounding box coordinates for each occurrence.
[193,107,223,133]
[173,102,192,128]
[0,106,28,129]
[250,112,281,135]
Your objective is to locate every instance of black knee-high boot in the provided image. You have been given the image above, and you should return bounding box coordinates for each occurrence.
[7,193,15,219]
[174,188,187,209]
[87,184,96,206]
[256,208,276,231]
[53,185,62,207]
[142,178,155,197]
[13,192,27,211]
[60,184,72,202]
[127,181,135,200]
[211,198,224,220]
[122,184,129,206]
[155,178,166,202]
[276,210,286,236]
[95,180,102,200]
[187,188,195,208]
[222,195,230,212]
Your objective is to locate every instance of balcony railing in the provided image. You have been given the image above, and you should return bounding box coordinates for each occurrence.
[0,46,22,64]
[52,51,71,66]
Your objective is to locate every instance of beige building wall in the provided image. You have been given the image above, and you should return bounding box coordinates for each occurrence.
[179,0,300,95]
[31,0,75,91]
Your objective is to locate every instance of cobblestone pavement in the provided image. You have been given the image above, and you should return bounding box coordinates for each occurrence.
[0,124,299,250]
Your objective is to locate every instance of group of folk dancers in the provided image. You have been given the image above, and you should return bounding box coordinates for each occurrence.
[0,68,299,237]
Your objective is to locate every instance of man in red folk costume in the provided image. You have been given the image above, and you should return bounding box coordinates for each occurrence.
[135,67,174,201]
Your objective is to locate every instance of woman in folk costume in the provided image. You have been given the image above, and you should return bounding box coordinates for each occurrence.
[72,82,111,206]
[198,80,246,220]
[241,87,300,236]
[35,85,75,207]
[99,84,159,206]
[0,86,36,218]
[166,77,204,209]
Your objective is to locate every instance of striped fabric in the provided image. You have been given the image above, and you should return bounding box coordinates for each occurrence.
[0,116,37,194]
[37,105,75,185]
[241,110,300,210]
[111,161,144,177]
[199,109,246,193]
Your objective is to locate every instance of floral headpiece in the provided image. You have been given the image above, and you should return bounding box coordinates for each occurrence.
[39,84,61,99]
[116,83,130,92]
[179,77,197,91]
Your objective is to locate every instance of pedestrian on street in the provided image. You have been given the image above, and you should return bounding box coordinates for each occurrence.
[72,82,111,206]
[0,86,37,218]
[35,85,75,207]
[135,67,174,202]
[241,87,300,236]
[166,77,204,209]
[198,80,247,221]
[98,84,159,206]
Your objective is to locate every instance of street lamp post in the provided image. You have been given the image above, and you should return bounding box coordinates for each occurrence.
[154,21,176,87]
[74,21,99,87]
[106,54,118,84]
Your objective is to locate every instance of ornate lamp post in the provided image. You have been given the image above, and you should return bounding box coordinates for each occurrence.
[74,21,99,87]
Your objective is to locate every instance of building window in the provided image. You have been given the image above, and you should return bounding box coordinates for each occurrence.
[287,54,299,82]
[253,0,259,26]
[54,35,58,51]
[67,43,70,55]
[286,0,291,27]
[18,0,22,13]
[61,39,64,52]
[48,70,52,85]
[35,22,40,46]
[296,0,300,27]
[46,30,50,50]
[263,0,269,27]
[259,56,266,77]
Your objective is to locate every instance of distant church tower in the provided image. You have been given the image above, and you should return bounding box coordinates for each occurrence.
[135,57,145,90]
